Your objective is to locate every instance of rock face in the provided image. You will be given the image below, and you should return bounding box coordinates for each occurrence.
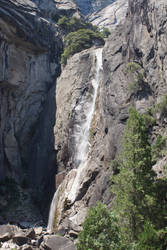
[1,0,167,236]
[50,0,167,233]
[0,0,79,221]
[74,0,115,15]
[89,0,128,31]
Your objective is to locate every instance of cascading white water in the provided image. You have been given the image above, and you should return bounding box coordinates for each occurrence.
[67,48,103,202]
[47,184,61,231]
[47,48,103,231]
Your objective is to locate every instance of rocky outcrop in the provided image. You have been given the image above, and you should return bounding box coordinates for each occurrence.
[34,0,80,19]
[74,0,115,15]
[88,0,128,31]
[0,224,76,249]
[51,0,167,233]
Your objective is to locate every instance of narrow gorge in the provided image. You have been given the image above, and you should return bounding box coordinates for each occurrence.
[0,0,167,249]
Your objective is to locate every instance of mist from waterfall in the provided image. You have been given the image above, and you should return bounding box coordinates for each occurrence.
[47,48,103,231]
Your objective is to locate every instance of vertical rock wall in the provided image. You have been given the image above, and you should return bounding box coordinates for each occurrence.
[0,0,63,219]
[52,0,167,232]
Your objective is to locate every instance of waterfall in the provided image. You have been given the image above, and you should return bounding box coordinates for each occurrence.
[47,48,103,231]
[47,185,61,231]
[68,48,103,203]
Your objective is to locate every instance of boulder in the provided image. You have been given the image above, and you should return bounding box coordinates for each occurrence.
[34,227,43,235]
[42,236,76,250]
[36,235,43,247]
[25,228,36,239]
[0,225,14,242]
[69,230,78,239]
[0,232,11,242]
[20,244,33,250]
[13,234,30,246]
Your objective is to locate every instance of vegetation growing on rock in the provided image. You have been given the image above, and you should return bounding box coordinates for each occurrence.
[77,108,167,249]
[153,95,167,121]
[152,134,167,163]
[57,16,105,65]
[126,62,145,95]
[61,29,104,65]
[58,16,98,33]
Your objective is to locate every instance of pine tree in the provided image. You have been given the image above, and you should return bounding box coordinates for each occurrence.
[76,202,121,250]
[111,108,156,243]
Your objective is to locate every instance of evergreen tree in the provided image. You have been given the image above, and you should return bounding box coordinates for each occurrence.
[111,108,156,243]
[76,202,121,250]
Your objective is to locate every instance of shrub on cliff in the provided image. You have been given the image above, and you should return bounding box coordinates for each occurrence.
[58,16,85,32]
[58,16,98,34]
[153,94,167,121]
[126,62,145,95]
[61,29,104,65]
[101,27,111,38]
[76,202,121,250]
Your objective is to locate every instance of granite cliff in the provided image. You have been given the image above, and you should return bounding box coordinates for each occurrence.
[0,0,167,245]
[52,0,167,235]
[0,0,80,223]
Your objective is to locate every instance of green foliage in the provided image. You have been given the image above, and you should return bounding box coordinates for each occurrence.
[150,178,167,229]
[126,62,142,74]
[110,160,120,175]
[152,134,167,163]
[137,221,161,250]
[58,16,105,65]
[76,202,121,250]
[137,221,167,250]
[58,16,86,32]
[153,95,167,119]
[111,108,156,242]
[61,29,104,65]
[79,108,167,249]
[58,16,99,34]
[128,81,141,95]
[142,114,156,129]
[126,62,145,95]
[101,27,111,38]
